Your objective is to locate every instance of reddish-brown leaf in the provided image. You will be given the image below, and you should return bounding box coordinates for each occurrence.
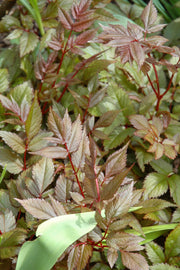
[121,252,149,270]
[58,8,73,30]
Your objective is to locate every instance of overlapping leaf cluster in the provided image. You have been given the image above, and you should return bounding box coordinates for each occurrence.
[0,0,180,269]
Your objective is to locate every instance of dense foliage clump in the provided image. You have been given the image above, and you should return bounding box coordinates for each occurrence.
[0,0,180,269]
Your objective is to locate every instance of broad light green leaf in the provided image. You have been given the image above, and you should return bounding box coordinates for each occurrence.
[0,210,16,233]
[16,211,97,270]
[32,157,54,195]
[165,224,180,259]
[146,241,165,264]
[0,147,23,174]
[0,131,25,154]
[150,264,179,270]
[25,92,42,140]
[0,228,27,259]
[144,173,169,198]
[0,69,9,93]
[20,31,39,57]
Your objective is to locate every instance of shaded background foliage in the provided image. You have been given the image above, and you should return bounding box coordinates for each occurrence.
[0,0,180,269]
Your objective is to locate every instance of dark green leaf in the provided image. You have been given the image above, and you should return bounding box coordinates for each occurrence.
[165,224,180,259]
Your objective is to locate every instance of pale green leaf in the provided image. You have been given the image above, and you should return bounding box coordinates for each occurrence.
[20,32,39,57]
[0,131,25,154]
[146,241,165,264]
[0,190,17,216]
[25,92,42,140]
[135,199,174,214]
[0,147,23,174]
[16,211,97,270]
[0,69,9,93]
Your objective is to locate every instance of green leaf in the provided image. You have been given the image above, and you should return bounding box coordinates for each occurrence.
[32,157,54,195]
[20,31,39,57]
[0,131,25,154]
[165,224,180,259]
[0,229,27,259]
[0,147,23,174]
[104,127,134,150]
[83,60,113,81]
[135,147,154,172]
[0,69,9,93]
[143,173,169,198]
[150,159,173,174]
[25,92,42,140]
[0,190,17,216]
[150,264,179,270]
[146,241,165,264]
[168,174,180,205]
[135,199,174,214]
[16,211,97,270]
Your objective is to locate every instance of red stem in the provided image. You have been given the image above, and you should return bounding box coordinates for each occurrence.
[51,30,73,89]
[147,73,158,97]
[23,140,28,171]
[64,142,85,198]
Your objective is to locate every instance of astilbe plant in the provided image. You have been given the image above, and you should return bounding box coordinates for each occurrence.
[0,0,180,269]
